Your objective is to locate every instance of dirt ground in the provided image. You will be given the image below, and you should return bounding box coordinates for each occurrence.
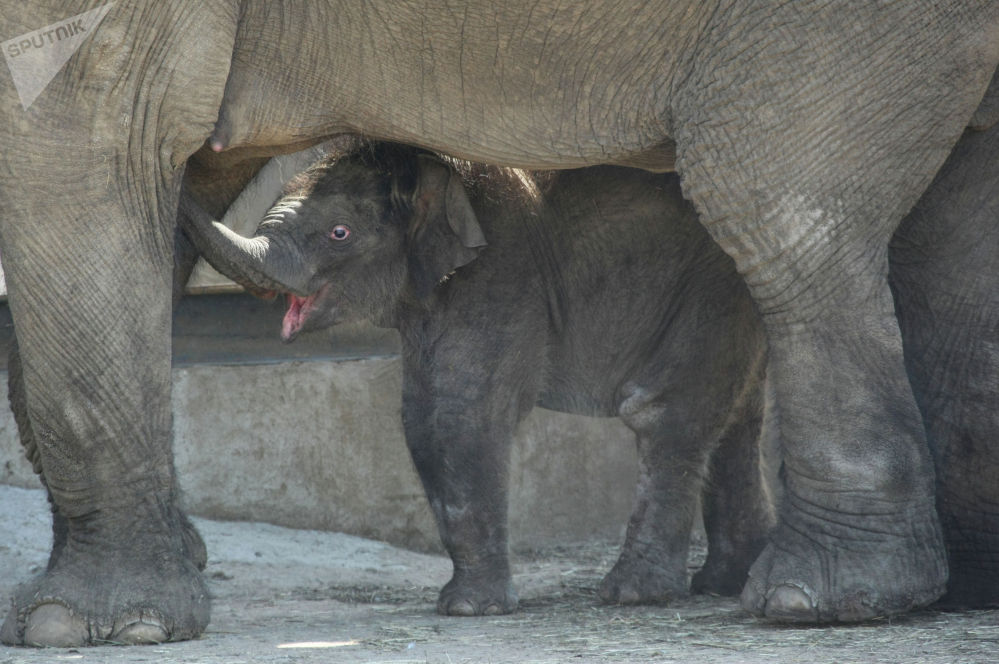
[2,485,998,664]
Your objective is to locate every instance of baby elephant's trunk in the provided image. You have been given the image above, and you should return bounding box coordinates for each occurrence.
[178,192,313,297]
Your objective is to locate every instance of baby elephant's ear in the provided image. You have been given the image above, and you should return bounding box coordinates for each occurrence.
[408,155,487,298]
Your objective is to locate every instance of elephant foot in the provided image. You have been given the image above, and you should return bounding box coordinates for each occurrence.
[1,540,209,646]
[179,510,208,572]
[934,502,999,608]
[935,529,999,608]
[690,530,768,597]
[938,568,999,609]
[691,554,753,597]
[437,570,518,616]
[598,554,687,605]
[741,499,947,623]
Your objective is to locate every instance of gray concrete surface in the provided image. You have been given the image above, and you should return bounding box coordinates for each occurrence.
[4,484,998,664]
[0,353,640,553]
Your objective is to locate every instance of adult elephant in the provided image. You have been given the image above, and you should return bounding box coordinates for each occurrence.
[890,121,999,608]
[0,0,997,647]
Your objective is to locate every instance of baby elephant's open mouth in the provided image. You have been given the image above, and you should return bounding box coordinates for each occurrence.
[281,284,337,342]
[282,292,319,341]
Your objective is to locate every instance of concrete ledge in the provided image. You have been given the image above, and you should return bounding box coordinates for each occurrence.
[1,356,639,553]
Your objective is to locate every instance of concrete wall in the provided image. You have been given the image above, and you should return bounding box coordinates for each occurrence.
[0,353,640,553]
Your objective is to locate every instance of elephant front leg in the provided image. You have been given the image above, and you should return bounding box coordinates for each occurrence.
[6,335,207,576]
[0,2,239,646]
[401,375,521,616]
[0,172,217,644]
[0,230,209,646]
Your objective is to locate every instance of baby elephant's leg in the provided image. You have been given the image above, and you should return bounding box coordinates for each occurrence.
[600,383,718,604]
[400,334,542,616]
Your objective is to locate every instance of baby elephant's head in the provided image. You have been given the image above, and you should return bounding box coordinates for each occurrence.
[187,143,487,341]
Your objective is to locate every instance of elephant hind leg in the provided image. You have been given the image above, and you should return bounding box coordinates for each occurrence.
[600,383,724,605]
[889,124,999,609]
[691,356,776,597]
[597,430,698,604]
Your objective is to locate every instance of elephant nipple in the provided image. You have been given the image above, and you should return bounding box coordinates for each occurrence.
[209,122,230,153]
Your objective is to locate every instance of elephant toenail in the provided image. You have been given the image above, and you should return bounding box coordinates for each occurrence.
[443,599,476,616]
[739,579,767,615]
[113,618,169,645]
[765,584,819,622]
[482,603,503,616]
[23,604,88,647]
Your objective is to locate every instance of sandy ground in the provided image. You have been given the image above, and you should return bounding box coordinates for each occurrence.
[2,484,999,663]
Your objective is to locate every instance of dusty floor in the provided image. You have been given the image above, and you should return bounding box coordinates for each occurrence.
[2,485,998,664]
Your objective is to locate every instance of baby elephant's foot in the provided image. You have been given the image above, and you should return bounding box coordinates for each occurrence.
[598,555,687,605]
[437,572,518,616]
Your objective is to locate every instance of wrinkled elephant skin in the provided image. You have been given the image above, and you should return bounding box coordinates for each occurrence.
[0,1,239,647]
[183,144,777,614]
[891,123,999,608]
[1,0,998,646]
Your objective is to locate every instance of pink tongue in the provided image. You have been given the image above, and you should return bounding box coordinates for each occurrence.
[282,294,314,341]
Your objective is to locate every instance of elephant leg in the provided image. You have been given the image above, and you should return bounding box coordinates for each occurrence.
[400,329,541,616]
[7,334,68,571]
[691,360,776,597]
[402,385,519,616]
[890,125,999,608]
[670,8,998,622]
[0,201,208,646]
[603,336,773,604]
[599,394,708,605]
[738,309,946,622]
[162,191,215,576]
[173,203,202,310]
[0,3,238,647]
[8,333,207,576]
[673,183,947,622]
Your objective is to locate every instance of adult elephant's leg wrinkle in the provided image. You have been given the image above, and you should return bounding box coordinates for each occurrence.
[736,263,948,623]
[669,3,998,622]
[0,197,212,645]
[0,239,212,645]
[0,2,238,647]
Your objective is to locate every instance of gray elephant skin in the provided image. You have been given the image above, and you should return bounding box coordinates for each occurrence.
[187,123,999,614]
[889,122,999,608]
[183,142,777,615]
[1,1,998,646]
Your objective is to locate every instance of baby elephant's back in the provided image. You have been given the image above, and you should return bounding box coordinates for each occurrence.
[534,166,763,417]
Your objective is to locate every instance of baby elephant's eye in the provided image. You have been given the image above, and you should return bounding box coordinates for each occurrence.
[330,225,351,241]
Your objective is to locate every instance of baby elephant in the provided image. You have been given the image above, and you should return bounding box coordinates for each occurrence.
[183,142,775,615]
